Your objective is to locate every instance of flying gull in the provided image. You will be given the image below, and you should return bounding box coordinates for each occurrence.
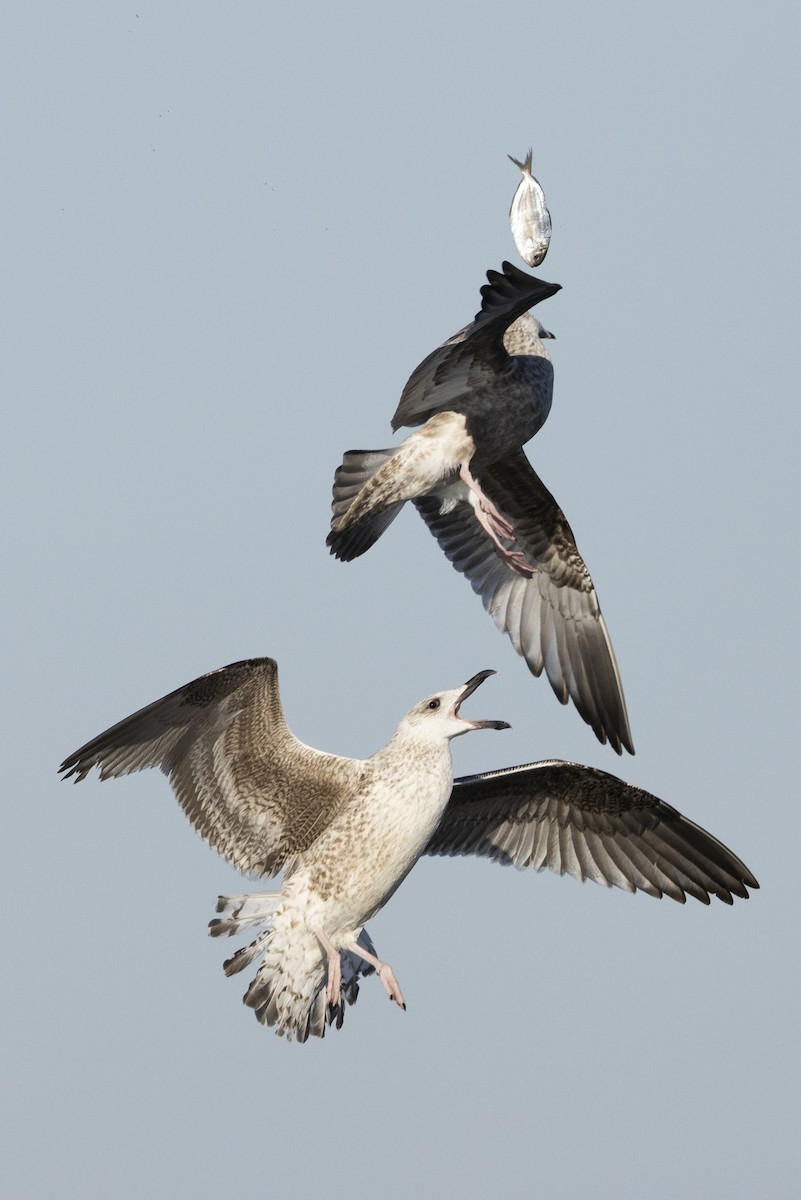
[328,260,634,755]
[60,658,757,1043]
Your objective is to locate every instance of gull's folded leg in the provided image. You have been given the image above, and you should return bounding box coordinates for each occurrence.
[343,937,406,1010]
[460,463,534,579]
[314,929,343,1008]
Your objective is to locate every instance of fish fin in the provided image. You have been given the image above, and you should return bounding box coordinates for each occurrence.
[508,149,533,174]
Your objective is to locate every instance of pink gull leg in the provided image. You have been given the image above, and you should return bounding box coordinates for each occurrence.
[314,929,343,1008]
[460,463,534,579]
[344,937,407,1010]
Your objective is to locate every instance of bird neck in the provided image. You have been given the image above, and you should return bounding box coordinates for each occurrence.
[370,730,455,821]
[378,725,454,772]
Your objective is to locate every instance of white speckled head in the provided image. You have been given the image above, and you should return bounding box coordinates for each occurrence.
[503,312,555,357]
[396,670,511,744]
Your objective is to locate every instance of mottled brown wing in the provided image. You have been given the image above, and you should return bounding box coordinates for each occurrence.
[391,262,560,431]
[414,451,633,754]
[426,760,758,904]
[60,658,364,878]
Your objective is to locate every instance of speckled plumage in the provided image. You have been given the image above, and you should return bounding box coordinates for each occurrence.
[60,659,757,1043]
[60,658,509,1041]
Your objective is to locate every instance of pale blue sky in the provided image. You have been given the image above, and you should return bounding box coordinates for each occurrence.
[4,3,799,1197]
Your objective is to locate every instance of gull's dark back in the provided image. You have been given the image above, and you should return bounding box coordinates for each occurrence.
[390,261,561,453]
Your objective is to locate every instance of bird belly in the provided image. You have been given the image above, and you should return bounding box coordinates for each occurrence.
[299,750,452,941]
[395,411,476,497]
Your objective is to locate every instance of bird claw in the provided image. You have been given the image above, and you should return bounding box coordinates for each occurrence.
[377,963,406,1011]
[342,936,407,1011]
[465,476,534,577]
[492,543,534,578]
[482,505,515,541]
[326,957,342,1008]
[315,928,343,1008]
[477,505,534,577]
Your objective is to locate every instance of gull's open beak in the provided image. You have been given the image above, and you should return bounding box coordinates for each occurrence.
[453,670,511,731]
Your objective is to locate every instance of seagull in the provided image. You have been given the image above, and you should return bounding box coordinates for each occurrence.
[60,658,757,1043]
[327,261,634,755]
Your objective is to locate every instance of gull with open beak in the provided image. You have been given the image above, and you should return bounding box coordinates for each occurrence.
[60,658,508,1041]
[60,658,756,1042]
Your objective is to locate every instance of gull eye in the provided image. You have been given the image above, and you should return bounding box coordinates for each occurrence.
[427,698,441,711]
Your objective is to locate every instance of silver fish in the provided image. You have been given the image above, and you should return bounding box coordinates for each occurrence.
[508,149,552,267]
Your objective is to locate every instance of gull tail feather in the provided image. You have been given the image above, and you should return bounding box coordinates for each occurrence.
[210,892,374,1042]
[209,891,283,937]
[327,448,405,561]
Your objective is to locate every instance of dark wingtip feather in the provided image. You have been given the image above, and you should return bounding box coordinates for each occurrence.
[58,756,84,782]
[326,523,376,561]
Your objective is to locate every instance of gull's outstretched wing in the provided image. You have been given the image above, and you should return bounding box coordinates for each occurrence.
[60,658,364,878]
[427,760,758,904]
[391,261,560,431]
[414,451,633,754]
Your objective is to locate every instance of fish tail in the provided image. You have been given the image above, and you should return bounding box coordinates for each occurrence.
[508,148,533,175]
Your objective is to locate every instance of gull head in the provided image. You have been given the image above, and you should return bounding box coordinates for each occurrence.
[503,313,555,357]
[398,670,511,744]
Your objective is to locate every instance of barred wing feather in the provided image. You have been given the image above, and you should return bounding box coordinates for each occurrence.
[59,658,363,878]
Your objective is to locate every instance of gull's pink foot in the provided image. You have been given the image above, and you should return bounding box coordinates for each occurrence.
[314,929,343,1008]
[493,543,535,578]
[481,504,515,541]
[461,463,534,578]
[345,938,407,1012]
[472,500,534,578]
[376,962,406,1010]
[326,954,342,1007]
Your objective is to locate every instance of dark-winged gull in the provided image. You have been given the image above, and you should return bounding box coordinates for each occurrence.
[327,260,634,755]
[60,658,757,1043]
